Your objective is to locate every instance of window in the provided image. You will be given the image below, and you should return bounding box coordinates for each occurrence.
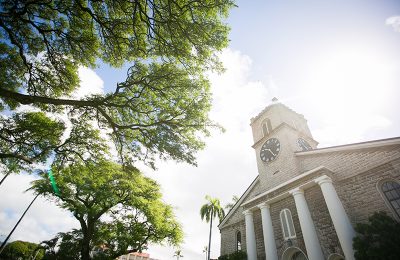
[262,118,272,136]
[381,181,400,218]
[280,209,296,240]
[236,231,241,251]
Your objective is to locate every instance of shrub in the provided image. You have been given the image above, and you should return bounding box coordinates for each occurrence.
[218,250,247,260]
[353,211,400,260]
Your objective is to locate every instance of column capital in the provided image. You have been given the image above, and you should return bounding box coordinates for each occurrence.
[289,187,304,196]
[315,175,333,186]
[243,210,254,216]
[258,202,270,209]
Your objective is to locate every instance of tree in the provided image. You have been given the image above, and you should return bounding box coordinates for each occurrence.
[224,195,239,211]
[203,246,208,260]
[353,211,400,260]
[200,195,225,260]
[0,240,44,260]
[31,160,183,260]
[0,0,235,172]
[173,249,183,260]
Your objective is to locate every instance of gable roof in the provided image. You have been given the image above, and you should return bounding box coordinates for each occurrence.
[250,102,306,123]
[296,136,400,156]
[241,166,332,208]
[218,176,259,228]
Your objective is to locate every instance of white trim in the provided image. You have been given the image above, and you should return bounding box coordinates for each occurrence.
[280,208,296,240]
[235,230,242,252]
[242,166,331,207]
[327,253,345,260]
[296,136,400,156]
[281,246,309,260]
[376,178,400,220]
[262,118,272,137]
[252,122,314,148]
[219,176,259,228]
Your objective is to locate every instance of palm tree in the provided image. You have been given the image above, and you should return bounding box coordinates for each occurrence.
[202,246,208,260]
[224,195,239,211]
[173,249,183,260]
[200,195,225,260]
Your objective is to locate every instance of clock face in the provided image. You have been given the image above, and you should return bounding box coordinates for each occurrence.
[297,138,312,151]
[260,138,280,163]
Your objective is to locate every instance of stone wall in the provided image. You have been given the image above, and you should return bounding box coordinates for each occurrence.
[298,145,400,181]
[304,185,342,258]
[270,196,307,259]
[220,221,246,256]
[337,157,400,224]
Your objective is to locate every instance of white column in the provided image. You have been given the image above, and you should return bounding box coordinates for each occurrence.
[243,210,257,260]
[315,175,356,260]
[290,188,324,260]
[258,203,278,260]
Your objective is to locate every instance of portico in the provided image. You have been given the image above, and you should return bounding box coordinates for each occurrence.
[242,174,355,260]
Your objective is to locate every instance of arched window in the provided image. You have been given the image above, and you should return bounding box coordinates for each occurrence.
[381,180,400,218]
[291,251,307,260]
[262,118,272,137]
[236,231,241,251]
[327,253,345,260]
[280,209,296,240]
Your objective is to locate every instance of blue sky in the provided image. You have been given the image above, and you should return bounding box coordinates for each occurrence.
[1,1,400,259]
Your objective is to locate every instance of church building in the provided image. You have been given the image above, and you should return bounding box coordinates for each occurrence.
[218,100,400,260]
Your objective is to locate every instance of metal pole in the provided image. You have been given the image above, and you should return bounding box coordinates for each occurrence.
[0,193,39,255]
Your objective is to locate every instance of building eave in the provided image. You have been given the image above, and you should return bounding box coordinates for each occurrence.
[218,175,259,229]
[241,166,333,207]
[296,136,400,156]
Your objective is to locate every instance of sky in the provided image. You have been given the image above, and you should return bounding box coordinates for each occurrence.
[1,0,400,259]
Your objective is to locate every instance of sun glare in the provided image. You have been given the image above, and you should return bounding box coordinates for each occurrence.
[303,46,396,145]
[305,48,394,116]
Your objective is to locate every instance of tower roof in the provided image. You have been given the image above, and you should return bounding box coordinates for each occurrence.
[250,99,305,123]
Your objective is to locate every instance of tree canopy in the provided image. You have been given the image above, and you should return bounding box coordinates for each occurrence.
[353,211,400,260]
[224,195,239,211]
[31,160,183,260]
[0,240,44,260]
[0,0,235,172]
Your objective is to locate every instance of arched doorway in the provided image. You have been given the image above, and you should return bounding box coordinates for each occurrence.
[327,253,345,260]
[282,247,308,260]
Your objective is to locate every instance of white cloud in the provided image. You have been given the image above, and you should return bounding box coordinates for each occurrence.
[386,16,400,32]
[0,173,78,244]
[313,114,392,147]
[72,66,104,98]
[209,49,269,129]
[300,47,397,147]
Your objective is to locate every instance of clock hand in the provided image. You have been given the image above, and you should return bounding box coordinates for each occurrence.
[266,148,276,157]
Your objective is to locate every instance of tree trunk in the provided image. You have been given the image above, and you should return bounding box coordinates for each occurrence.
[207,209,213,260]
[81,220,94,260]
[81,233,91,260]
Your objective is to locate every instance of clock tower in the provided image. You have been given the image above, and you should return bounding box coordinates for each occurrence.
[250,98,318,190]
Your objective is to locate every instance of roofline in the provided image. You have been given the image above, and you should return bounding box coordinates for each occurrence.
[218,175,259,228]
[250,102,306,123]
[252,122,318,148]
[242,166,332,207]
[296,136,400,156]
